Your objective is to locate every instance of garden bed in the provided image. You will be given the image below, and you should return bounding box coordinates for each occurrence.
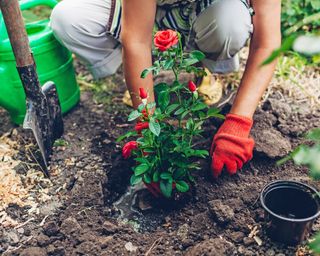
[0,60,320,255]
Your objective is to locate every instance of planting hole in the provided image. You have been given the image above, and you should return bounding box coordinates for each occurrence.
[92,132,191,232]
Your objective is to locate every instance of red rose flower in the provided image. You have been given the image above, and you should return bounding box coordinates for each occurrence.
[135,121,149,133]
[154,30,179,52]
[139,88,148,99]
[122,141,138,159]
[188,81,197,92]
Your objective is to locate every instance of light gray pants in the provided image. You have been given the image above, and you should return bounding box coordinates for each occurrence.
[50,0,253,80]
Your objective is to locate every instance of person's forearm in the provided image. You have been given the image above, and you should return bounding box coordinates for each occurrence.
[230,46,277,119]
[122,42,154,108]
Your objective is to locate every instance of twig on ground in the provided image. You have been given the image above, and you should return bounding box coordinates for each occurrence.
[217,91,236,108]
[145,237,163,256]
[21,137,46,174]
[14,217,35,229]
[39,215,49,226]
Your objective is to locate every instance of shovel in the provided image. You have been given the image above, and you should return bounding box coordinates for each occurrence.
[0,0,64,176]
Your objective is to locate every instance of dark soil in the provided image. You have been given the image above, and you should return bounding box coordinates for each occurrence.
[1,62,319,256]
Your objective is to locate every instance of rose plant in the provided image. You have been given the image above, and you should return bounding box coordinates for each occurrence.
[118,29,224,198]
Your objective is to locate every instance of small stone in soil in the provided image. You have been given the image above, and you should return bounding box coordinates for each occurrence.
[125,241,138,252]
[266,249,276,256]
[186,238,236,256]
[5,231,19,244]
[243,237,255,246]
[20,247,47,256]
[177,224,189,240]
[43,221,60,237]
[37,234,50,247]
[230,231,245,243]
[102,220,118,235]
[99,236,113,249]
[60,217,82,238]
[208,199,235,225]
[17,228,24,234]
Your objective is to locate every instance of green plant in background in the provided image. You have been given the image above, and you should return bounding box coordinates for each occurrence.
[118,30,223,198]
[263,0,320,65]
[278,128,320,179]
[281,0,320,33]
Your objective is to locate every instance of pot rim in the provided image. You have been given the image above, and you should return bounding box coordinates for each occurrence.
[260,180,320,223]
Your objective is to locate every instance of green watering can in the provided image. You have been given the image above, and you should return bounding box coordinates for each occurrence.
[0,0,80,125]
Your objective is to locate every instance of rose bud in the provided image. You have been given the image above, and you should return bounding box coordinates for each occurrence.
[135,121,149,133]
[188,81,197,92]
[139,88,148,99]
[122,141,138,159]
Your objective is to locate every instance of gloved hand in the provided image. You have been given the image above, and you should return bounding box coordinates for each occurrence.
[211,113,255,178]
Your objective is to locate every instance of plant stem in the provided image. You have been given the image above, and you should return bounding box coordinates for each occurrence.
[284,12,320,35]
[178,33,183,63]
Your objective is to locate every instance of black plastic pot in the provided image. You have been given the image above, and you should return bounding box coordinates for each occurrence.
[260,180,320,245]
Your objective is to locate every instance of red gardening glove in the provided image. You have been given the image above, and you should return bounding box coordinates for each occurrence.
[211,113,254,178]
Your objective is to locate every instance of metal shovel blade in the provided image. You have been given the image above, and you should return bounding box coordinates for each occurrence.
[0,0,64,176]
[21,65,64,176]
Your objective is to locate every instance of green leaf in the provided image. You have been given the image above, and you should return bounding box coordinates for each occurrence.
[144,173,152,184]
[188,173,195,183]
[154,83,169,94]
[186,118,194,130]
[135,157,149,164]
[53,139,68,147]
[163,59,175,69]
[207,108,224,119]
[134,163,149,176]
[158,91,170,110]
[153,170,160,182]
[198,111,206,119]
[130,175,143,186]
[141,67,156,78]
[173,169,186,179]
[192,102,207,111]
[160,180,173,198]
[165,104,179,114]
[176,180,190,193]
[292,145,310,165]
[182,58,199,66]
[192,149,209,158]
[309,232,320,253]
[143,147,155,153]
[190,50,206,61]
[174,107,185,115]
[307,128,320,141]
[147,102,156,110]
[116,131,138,143]
[160,172,172,180]
[181,110,189,119]
[137,103,145,112]
[128,110,142,121]
[194,121,204,130]
[262,35,296,65]
[149,119,161,136]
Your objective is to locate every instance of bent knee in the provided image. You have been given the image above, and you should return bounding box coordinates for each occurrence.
[194,0,253,57]
[50,2,83,44]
